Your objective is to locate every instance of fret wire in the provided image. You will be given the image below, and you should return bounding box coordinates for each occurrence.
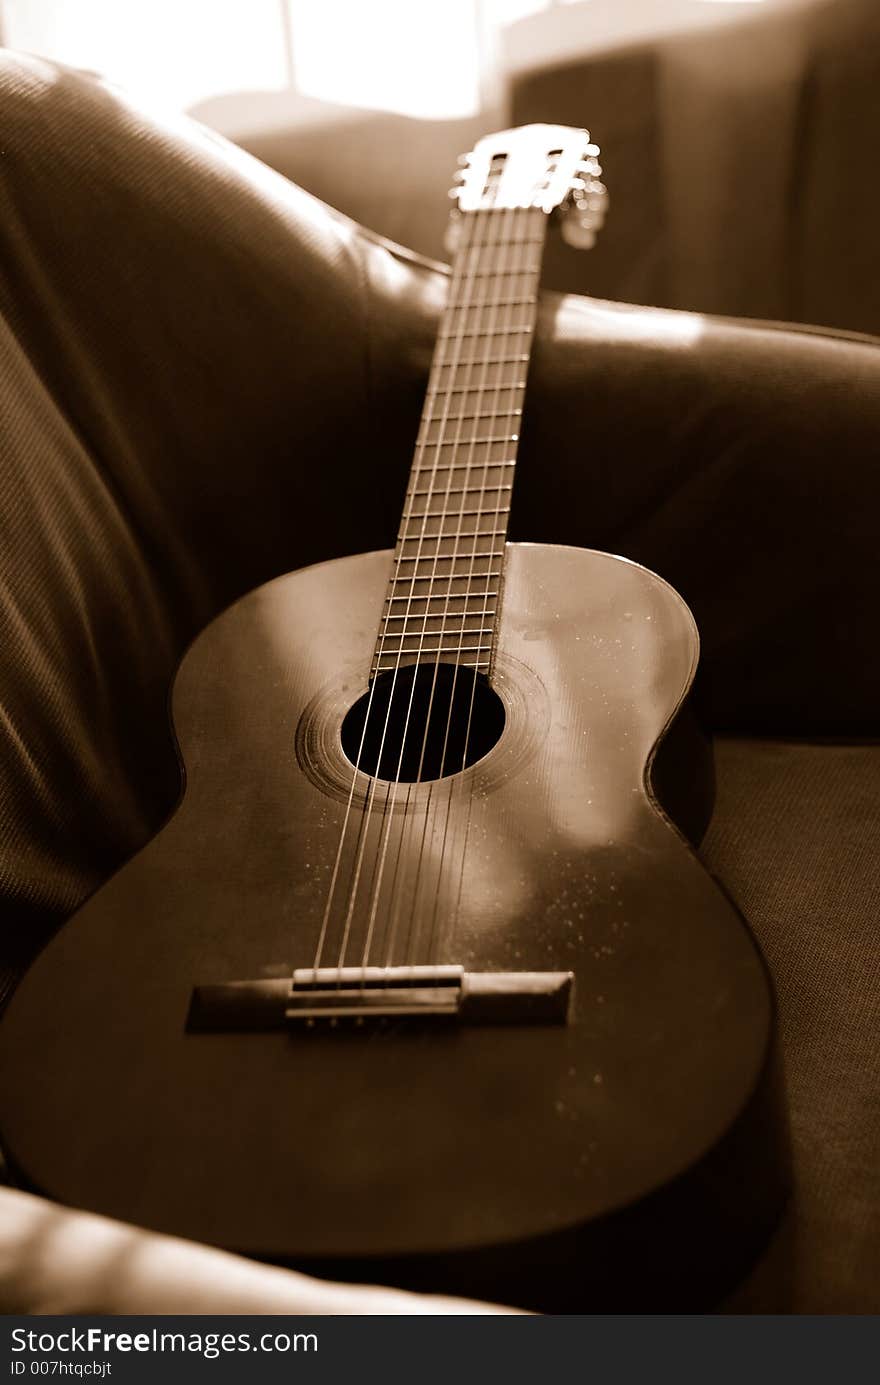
[434,352,530,366]
[399,528,506,542]
[413,459,516,471]
[419,408,522,423]
[399,528,507,541]
[381,627,494,641]
[396,545,507,556]
[383,612,496,624]
[375,662,490,672]
[409,505,509,518]
[377,646,493,658]
[460,236,544,250]
[466,264,541,278]
[409,483,512,497]
[414,434,518,447]
[446,295,537,310]
[384,591,499,604]
[395,568,502,581]
[425,380,527,396]
[378,646,492,657]
[411,465,514,480]
[415,432,521,443]
[432,369,526,383]
[437,325,533,341]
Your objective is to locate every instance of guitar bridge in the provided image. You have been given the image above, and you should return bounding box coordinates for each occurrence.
[188,966,572,1031]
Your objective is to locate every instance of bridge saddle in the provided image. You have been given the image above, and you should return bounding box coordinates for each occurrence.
[188,965,572,1032]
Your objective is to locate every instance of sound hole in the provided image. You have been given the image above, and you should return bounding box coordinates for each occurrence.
[340,662,505,782]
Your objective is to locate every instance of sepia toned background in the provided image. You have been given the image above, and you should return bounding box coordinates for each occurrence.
[0,0,877,1321]
[3,0,879,333]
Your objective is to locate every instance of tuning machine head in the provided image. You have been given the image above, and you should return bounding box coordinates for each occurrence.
[447,153,470,198]
[445,152,472,254]
[559,144,608,250]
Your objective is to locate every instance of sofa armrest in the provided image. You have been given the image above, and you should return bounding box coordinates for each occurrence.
[0,1188,515,1315]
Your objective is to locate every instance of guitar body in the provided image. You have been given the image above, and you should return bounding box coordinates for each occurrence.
[0,543,785,1311]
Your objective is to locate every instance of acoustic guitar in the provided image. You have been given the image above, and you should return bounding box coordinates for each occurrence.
[0,126,785,1312]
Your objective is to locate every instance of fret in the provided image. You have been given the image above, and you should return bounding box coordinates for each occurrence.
[425,380,526,397]
[416,435,518,452]
[409,483,512,498]
[401,529,509,545]
[380,627,494,643]
[410,462,515,479]
[399,528,506,542]
[433,354,529,370]
[465,264,542,279]
[400,527,506,545]
[417,441,518,458]
[419,408,522,424]
[382,611,496,625]
[390,569,502,586]
[376,662,490,675]
[383,591,499,605]
[424,382,523,404]
[415,434,518,449]
[394,551,506,567]
[460,236,545,251]
[413,458,516,472]
[446,295,537,311]
[374,642,493,659]
[409,505,508,519]
[438,325,533,342]
[377,642,493,657]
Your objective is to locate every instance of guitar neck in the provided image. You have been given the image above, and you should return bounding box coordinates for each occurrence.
[372,205,548,679]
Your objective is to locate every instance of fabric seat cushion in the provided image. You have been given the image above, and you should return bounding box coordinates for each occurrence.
[702,738,880,1311]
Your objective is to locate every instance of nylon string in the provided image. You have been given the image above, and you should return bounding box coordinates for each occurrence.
[310,209,487,976]
[379,203,518,969]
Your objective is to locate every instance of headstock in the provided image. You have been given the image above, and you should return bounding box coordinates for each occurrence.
[446,123,607,253]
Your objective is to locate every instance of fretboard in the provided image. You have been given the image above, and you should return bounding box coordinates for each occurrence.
[372,205,547,679]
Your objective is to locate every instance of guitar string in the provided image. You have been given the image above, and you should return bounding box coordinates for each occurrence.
[314,151,579,983]
[353,205,493,971]
[418,208,538,964]
[434,209,546,960]
[385,202,514,967]
[308,211,483,977]
[335,210,484,975]
[397,203,522,967]
[365,207,509,971]
[313,206,548,982]
[355,206,503,972]
[322,209,487,977]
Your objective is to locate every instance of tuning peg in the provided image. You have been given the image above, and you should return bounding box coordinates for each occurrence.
[560,177,609,250]
[456,153,471,167]
[576,157,602,178]
[560,220,597,250]
[575,181,608,215]
[575,192,607,218]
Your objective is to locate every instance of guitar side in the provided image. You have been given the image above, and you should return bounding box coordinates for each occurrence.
[0,542,787,1311]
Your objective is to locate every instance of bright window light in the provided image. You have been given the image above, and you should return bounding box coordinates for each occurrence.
[1,0,290,111]
[289,0,485,118]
